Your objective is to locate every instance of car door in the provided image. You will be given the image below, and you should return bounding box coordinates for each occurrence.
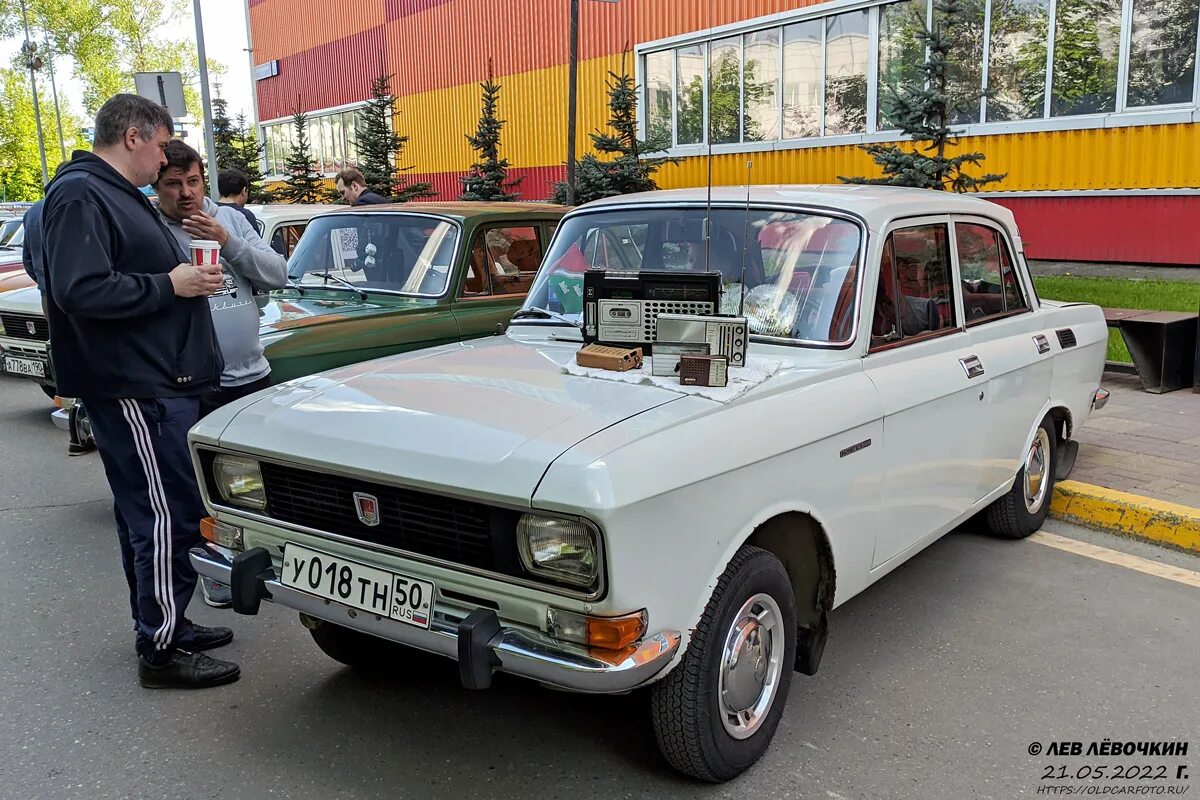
[863,218,991,569]
[954,218,1052,499]
[452,223,544,336]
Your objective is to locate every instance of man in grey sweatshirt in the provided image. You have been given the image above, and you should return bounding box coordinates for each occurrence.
[154,141,288,415]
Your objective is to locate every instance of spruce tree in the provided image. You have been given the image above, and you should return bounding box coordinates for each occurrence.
[279,104,323,204]
[211,95,238,174]
[230,113,274,203]
[356,70,434,202]
[841,0,1004,191]
[460,61,521,201]
[552,50,677,206]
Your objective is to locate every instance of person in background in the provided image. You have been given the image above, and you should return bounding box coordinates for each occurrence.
[217,169,259,231]
[154,140,288,609]
[41,93,240,689]
[334,167,390,205]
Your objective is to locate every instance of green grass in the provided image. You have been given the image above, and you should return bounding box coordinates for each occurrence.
[1033,276,1200,363]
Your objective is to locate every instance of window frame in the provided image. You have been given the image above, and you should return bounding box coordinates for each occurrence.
[867,215,967,354]
[951,217,1033,328]
[259,101,372,180]
[636,0,1200,153]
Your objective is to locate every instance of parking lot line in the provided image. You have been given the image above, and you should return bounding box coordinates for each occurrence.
[1029,531,1200,589]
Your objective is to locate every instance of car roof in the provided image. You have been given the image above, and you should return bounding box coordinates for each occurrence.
[579,184,1016,230]
[344,201,570,219]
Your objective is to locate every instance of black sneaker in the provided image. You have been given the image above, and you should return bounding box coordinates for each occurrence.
[186,623,234,651]
[138,650,241,689]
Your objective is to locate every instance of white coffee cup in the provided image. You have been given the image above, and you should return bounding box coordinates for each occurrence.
[190,239,221,267]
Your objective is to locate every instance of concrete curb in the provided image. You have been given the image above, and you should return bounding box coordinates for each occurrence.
[1050,480,1200,554]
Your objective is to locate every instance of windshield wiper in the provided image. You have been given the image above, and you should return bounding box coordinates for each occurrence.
[511,307,581,328]
[305,272,368,302]
[283,279,306,296]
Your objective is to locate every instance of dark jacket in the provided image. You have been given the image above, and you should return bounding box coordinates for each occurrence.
[355,190,390,205]
[21,199,44,290]
[41,151,222,400]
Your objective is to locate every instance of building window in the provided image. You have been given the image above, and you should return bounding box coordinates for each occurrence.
[1126,0,1199,107]
[639,0,1200,149]
[824,10,870,134]
[261,105,369,177]
[782,19,823,138]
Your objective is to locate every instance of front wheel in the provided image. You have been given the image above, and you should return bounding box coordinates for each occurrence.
[985,415,1057,539]
[650,545,797,782]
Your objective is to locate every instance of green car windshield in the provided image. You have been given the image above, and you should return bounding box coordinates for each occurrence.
[287,214,459,295]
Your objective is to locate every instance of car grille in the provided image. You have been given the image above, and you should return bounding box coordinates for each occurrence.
[1,313,49,342]
[259,461,510,572]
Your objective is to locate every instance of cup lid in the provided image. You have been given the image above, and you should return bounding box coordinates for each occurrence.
[190,239,220,248]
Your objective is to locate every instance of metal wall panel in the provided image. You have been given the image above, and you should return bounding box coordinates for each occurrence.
[257,26,387,121]
[250,0,385,64]
[404,165,567,202]
[989,195,1200,265]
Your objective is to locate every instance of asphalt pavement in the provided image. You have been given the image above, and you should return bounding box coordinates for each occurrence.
[0,376,1196,800]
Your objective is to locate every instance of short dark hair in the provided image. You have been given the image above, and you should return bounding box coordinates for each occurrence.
[218,169,250,197]
[335,167,365,187]
[154,139,204,186]
[93,94,174,148]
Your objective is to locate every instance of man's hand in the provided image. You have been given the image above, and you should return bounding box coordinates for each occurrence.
[181,211,229,248]
[169,263,224,298]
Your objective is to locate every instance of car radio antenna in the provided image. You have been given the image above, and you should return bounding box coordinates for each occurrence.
[703,0,715,275]
[740,159,752,316]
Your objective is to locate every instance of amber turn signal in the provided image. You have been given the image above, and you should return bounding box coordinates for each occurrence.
[586,611,648,650]
[200,516,244,550]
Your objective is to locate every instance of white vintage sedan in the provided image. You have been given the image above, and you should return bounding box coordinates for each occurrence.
[189,186,1107,781]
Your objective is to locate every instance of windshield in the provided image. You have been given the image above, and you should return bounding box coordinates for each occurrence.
[287,214,459,295]
[0,219,22,246]
[522,207,862,344]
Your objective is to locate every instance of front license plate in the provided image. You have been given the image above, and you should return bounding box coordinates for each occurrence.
[3,356,45,378]
[281,543,435,629]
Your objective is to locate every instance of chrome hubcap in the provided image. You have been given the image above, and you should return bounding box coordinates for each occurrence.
[1024,428,1050,514]
[717,593,784,740]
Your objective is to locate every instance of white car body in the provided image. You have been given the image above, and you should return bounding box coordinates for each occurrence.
[189,186,1106,773]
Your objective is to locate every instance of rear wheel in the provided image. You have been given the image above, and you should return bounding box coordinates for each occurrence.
[986,416,1056,539]
[650,546,797,782]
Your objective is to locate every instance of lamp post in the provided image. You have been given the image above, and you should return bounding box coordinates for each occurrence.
[44,32,67,162]
[18,0,49,186]
[193,0,221,201]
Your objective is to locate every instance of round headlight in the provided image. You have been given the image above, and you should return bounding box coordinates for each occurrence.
[516,515,598,588]
[212,454,266,510]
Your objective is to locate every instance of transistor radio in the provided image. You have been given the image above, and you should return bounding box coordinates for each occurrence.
[583,270,721,353]
[655,313,748,368]
[678,354,729,387]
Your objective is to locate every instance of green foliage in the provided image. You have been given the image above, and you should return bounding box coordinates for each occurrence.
[0,66,81,201]
[355,70,433,202]
[459,62,521,201]
[552,52,677,206]
[230,113,274,203]
[841,0,1004,192]
[278,105,322,204]
[211,95,237,171]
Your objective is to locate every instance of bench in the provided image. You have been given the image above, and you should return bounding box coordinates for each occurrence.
[1101,307,1198,394]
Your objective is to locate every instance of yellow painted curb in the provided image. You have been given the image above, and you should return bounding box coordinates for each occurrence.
[1050,480,1200,554]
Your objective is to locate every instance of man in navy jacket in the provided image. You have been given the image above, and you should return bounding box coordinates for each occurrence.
[41,94,241,689]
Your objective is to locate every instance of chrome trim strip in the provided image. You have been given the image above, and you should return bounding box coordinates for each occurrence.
[1093,388,1110,410]
[190,546,678,694]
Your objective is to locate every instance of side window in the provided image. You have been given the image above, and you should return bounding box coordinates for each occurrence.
[462,226,542,297]
[956,223,1029,323]
[270,223,307,258]
[870,224,956,349]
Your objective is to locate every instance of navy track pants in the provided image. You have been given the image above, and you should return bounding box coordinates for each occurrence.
[86,396,206,662]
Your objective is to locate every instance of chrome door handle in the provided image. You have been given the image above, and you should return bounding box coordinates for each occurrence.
[959,355,985,379]
[1033,334,1050,354]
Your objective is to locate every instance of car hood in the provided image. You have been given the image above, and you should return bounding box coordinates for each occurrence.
[201,336,692,505]
[0,285,42,314]
[0,268,35,295]
[257,290,397,334]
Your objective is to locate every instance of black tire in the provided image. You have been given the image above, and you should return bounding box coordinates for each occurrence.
[650,545,797,782]
[986,415,1057,539]
[306,617,408,671]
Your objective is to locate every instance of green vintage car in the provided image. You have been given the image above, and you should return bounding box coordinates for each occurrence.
[260,203,566,383]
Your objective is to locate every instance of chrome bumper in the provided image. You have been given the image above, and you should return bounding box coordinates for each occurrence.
[189,545,680,694]
[1093,387,1110,410]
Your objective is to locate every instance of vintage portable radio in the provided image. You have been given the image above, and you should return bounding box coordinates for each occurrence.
[583,270,721,353]
[575,343,644,372]
[678,354,729,388]
[651,341,711,377]
[655,313,748,368]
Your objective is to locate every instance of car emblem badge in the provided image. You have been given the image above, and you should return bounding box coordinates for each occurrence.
[353,492,380,527]
[26,321,36,334]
